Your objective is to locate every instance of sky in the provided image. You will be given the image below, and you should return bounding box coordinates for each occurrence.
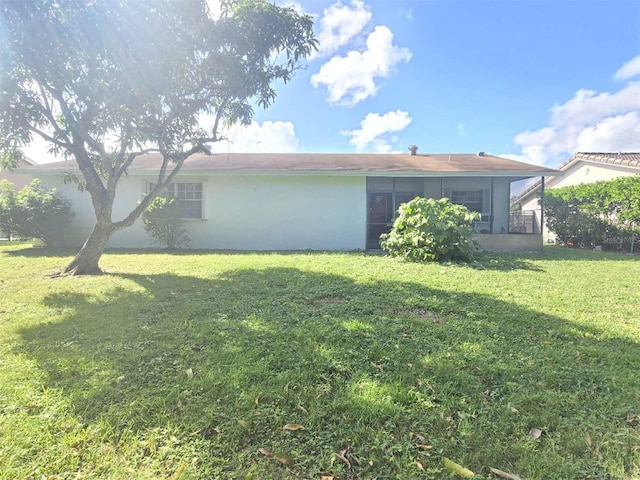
[25,0,640,169]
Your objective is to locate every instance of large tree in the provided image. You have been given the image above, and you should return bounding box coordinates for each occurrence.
[0,0,316,274]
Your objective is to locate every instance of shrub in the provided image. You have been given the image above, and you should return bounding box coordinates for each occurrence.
[0,180,16,238]
[0,179,74,248]
[380,197,479,262]
[142,196,190,249]
[543,180,640,251]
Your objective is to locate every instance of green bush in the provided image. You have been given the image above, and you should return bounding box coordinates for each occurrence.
[543,177,640,251]
[142,196,190,249]
[0,179,74,247]
[380,197,479,262]
[0,180,17,238]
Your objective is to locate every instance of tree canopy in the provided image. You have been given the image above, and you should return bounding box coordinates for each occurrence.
[0,0,317,273]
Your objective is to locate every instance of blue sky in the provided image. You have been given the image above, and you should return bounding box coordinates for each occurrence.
[26,0,640,168]
[204,0,640,168]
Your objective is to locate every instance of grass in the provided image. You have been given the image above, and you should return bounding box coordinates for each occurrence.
[0,242,639,479]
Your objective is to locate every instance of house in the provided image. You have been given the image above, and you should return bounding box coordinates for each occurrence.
[0,156,36,190]
[23,151,560,252]
[512,152,640,242]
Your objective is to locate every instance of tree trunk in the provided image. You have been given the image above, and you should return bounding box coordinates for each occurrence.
[64,221,114,275]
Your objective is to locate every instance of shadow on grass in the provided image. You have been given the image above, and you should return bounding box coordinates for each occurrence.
[16,267,640,478]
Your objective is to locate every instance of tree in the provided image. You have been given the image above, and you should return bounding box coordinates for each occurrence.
[142,196,191,249]
[0,179,74,247]
[0,0,316,274]
[380,197,480,263]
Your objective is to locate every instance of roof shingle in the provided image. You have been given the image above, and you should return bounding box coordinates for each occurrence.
[24,152,558,176]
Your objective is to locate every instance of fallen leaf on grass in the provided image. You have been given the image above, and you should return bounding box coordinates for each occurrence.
[320,476,334,480]
[412,432,426,444]
[370,362,384,372]
[283,423,304,431]
[489,467,523,479]
[258,448,274,458]
[258,448,293,465]
[416,444,434,451]
[297,404,308,414]
[274,454,293,465]
[415,458,426,472]
[335,449,351,469]
[443,458,474,478]
[528,427,542,439]
[185,368,193,379]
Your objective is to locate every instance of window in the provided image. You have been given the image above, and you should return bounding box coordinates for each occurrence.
[148,182,203,219]
[449,190,486,214]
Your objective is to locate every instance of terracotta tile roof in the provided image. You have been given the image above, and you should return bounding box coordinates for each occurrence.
[511,151,640,205]
[561,152,640,169]
[25,152,559,177]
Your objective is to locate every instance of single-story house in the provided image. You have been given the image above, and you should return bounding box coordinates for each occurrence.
[0,156,36,190]
[512,152,640,242]
[24,151,560,252]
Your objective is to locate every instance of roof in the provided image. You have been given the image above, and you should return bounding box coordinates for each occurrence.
[512,152,640,205]
[559,152,640,169]
[24,152,559,178]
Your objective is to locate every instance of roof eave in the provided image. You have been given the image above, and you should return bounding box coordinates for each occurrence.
[25,167,558,177]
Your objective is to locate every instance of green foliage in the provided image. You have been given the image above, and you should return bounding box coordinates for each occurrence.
[0,0,316,273]
[544,176,640,250]
[142,196,190,249]
[380,197,480,262]
[0,180,17,236]
[0,179,73,248]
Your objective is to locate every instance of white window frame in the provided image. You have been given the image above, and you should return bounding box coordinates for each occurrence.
[446,189,490,215]
[146,181,205,220]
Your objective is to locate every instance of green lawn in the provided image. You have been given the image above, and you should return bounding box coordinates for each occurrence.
[1,243,639,479]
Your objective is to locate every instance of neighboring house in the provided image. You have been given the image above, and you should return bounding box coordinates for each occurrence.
[513,152,640,242]
[0,156,36,190]
[23,151,560,252]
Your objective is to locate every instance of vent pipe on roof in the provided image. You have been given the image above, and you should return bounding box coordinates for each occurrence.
[476,151,485,157]
[409,145,418,155]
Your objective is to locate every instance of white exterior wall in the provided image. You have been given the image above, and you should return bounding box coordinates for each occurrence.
[519,162,639,242]
[39,173,367,250]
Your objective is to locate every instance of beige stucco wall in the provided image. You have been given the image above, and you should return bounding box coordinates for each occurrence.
[40,173,367,250]
[519,161,639,242]
[553,162,638,188]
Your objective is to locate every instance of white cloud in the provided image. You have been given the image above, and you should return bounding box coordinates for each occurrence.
[281,1,304,14]
[311,26,412,106]
[313,0,371,59]
[575,112,640,152]
[507,74,640,166]
[341,110,412,152]
[614,54,640,81]
[206,120,300,153]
